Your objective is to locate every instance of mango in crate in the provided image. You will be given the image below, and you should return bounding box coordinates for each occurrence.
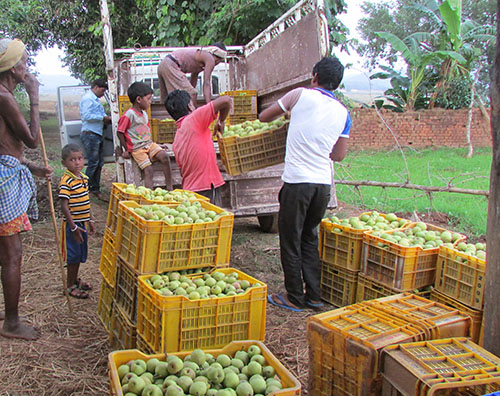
[133,201,230,225]
[325,211,410,232]
[117,345,286,395]
[223,117,285,137]
[145,270,261,300]
[123,183,201,202]
[455,241,486,260]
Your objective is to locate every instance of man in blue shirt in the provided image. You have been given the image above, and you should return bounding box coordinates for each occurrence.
[79,79,111,201]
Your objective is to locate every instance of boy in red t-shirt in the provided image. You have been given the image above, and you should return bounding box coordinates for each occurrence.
[165,89,231,205]
[117,82,172,189]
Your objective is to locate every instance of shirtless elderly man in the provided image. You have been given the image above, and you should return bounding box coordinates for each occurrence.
[0,38,52,340]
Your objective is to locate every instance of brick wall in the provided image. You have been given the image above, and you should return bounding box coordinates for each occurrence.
[348,108,491,150]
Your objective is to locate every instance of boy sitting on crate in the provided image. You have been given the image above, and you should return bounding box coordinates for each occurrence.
[117,82,173,190]
[165,89,231,205]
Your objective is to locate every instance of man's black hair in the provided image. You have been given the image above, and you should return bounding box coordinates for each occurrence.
[127,81,154,104]
[212,42,227,52]
[61,143,83,160]
[312,57,344,91]
[91,78,108,89]
[165,90,191,120]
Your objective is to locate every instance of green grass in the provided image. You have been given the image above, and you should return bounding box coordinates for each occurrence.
[335,147,491,237]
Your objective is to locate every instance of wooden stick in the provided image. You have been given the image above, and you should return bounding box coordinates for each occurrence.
[39,129,73,314]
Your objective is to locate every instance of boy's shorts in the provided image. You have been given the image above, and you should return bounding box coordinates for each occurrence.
[61,221,88,265]
[132,143,163,170]
[0,213,32,236]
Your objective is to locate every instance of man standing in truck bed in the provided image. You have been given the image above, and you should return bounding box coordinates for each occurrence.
[158,43,227,109]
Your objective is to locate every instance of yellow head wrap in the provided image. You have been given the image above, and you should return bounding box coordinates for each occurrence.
[0,39,26,73]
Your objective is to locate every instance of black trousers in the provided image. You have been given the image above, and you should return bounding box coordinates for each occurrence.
[278,182,330,307]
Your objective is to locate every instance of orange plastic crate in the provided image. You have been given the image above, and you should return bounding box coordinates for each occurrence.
[228,113,257,125]
[430,288,483,344]
[97,278,114,332]
[150,118,176,143]
[99,228,118,287]
[136,268,267,353]
[435,245,486,310]
[108,340,301,396]
[381,338,500,396]
[308,303,428,396]
[218,122,288,176]
[221,90,257,115]
[320,261,358,307]
[116,200,233,274]
[364,293,472,340]
[356,273,432,303]
[362,223,464,291]
[109,305,137,351]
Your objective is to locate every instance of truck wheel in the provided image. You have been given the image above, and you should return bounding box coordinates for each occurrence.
[257,214,279,233]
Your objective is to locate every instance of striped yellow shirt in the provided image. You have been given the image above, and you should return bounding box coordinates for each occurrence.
[58,170,91,221]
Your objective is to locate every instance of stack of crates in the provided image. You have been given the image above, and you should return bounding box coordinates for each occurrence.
[318,212,410,307]
[430,244,486,344]
[307,293,473,396]
[150,118,177,144]
[360,223,466,295]
[380,338,500,396]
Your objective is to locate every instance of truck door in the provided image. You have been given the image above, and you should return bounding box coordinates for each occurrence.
[57,85,115,163]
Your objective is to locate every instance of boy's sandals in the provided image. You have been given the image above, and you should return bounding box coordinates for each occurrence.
[67,284,89,299]
[76,278,93,291]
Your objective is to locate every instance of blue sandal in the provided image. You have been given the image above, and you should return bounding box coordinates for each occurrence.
[305,299,325,308]
[268,294,304,312]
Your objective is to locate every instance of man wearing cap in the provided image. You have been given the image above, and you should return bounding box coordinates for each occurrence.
[0,38,52,340]
[79,78,111,201]
[158,43,227,109]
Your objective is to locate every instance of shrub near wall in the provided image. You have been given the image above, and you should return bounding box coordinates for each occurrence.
[348,108,491,150]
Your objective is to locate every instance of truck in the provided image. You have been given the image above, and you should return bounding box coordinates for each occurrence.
[58,0,336,232]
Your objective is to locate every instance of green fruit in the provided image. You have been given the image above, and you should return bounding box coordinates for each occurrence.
[128,375,146,394]
[261,366,275,379]
[155,361,169,378]
[207,365,225,384]
[236,381,254,396]
[165,384,185,396]
[234,351,249,365]
[246,361,262,376]
[176,375,193,393]
[131,359,147,376]
[142,384,164,396]
[167,356,184,375]
[118,364,130,379]
[223,371,240,389]
[249,375,266,394]
[189,381,208,396]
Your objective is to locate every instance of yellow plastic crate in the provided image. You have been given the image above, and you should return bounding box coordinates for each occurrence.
[99,228,118,287]
[116,200,233,274]
[221,90,257,115]
[150,118,176,143]
[430,288,483,344]
[109,305,137,351]
[356,273,432,303]
[308,303,427,396]
[114,257,138,324]
[118,95,150,119]
[97,278,114,332]
[362,223,465,291]
[381,338,500,396]
[106,183,209,238]
[136,268,267,353]
[108,340,301,396]
[435,245,486,310]
[228,113,257,125]
[320,261,358,307]
[218,122,288,176]
[319,213,409,271]
[364,293,472,341]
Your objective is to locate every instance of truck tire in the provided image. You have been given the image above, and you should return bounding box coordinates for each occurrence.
[257,214,279,233]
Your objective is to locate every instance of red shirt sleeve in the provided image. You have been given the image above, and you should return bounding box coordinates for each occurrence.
[117,114,131,134]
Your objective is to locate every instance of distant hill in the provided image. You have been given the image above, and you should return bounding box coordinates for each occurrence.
[38,74,82,95]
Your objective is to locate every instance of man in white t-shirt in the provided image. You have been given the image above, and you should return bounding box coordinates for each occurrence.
[259,57,351,312]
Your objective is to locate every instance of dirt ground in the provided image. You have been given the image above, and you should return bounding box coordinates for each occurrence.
[0,111,479,396]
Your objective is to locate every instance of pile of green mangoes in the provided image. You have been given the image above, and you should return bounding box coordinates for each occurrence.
[324,211,411,232]
[222,118,286,138]
[373,222,464,250]
[123,184,201,202]
[454,241,486,260]
[118,345,286,396]
[145,270,262,300]
[132,201,231,225]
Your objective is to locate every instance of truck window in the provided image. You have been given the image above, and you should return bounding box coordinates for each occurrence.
[59,86,89,122]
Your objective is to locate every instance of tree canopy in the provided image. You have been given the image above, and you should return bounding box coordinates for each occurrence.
[0,0,349,82]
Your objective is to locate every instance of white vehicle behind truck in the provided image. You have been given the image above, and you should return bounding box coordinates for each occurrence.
[59,0,336,232]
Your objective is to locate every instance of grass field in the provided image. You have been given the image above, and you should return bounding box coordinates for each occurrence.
[335,147,491,237]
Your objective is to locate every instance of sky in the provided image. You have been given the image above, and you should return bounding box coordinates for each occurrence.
[34,0,374,79]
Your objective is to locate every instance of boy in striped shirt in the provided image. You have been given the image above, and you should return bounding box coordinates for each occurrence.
[59,144,96,299]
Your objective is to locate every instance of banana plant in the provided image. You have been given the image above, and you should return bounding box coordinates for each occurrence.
[373,31,465,110]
